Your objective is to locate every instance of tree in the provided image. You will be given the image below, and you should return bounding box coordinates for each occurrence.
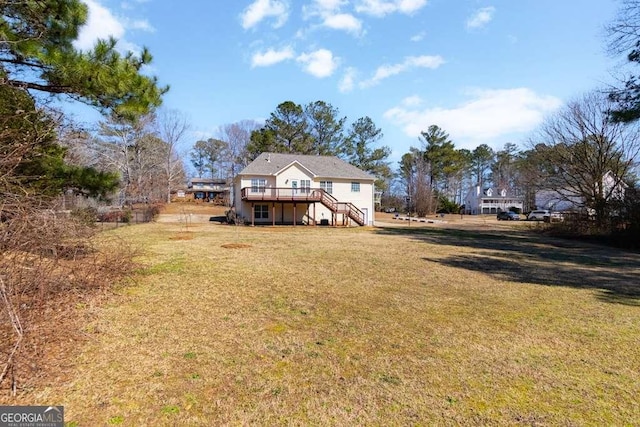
[607,0,640,122]
[190,138,226,179]
[490,142,519,189]
[157,109,189,203]
[97,113,159,204]
[420,125,455,192]
[304,101,346,155]
[343,116,392,192]
[0,85,119,201]
[471,144,495,186]
[530,91,640,224]
[246,128,280,160]
[266,101,310,153]
[218,120,259,181]
[246,100,348,159]
[399,149,436,216]
[0,0,167,118]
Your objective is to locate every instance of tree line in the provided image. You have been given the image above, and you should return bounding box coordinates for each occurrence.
[188,101,393,192]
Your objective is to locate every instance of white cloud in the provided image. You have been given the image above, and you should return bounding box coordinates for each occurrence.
[383,88,562,149]
[127,19,155,32]
[466,6,495,30]
[297,49,339,78]
[355,0,428,17]
[303,0,363,36]
[75,0,125,50]
[339,67,357,93]
[322,13,363,34]
[251,46,295,67]
[410,31,426,42]
[401,95,423,107]
[360,55,444,88]
[312,0,347,12]
[241,0,289,30]
[75,1,153,53]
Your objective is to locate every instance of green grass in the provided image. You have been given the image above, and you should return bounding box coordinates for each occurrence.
[31,222,640,425]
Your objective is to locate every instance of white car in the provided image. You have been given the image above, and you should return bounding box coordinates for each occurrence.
[527,210,550,221]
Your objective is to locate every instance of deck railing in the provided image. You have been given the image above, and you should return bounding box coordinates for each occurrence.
[240,187,323,202]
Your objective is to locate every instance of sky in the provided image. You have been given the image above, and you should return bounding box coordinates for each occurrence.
[68,0,623,164]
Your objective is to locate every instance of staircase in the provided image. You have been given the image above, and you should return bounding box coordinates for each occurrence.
[318,190,366,226]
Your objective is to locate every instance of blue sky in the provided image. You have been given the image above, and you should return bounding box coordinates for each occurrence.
[71,0,621,163]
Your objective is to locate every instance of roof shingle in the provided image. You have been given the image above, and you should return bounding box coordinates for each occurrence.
[238,152,375,180]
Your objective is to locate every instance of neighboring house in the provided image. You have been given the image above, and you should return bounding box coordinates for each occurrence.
[464,185,524,215]
[534,171,628,212]
[186,178,230,204]
[233,152,375,226]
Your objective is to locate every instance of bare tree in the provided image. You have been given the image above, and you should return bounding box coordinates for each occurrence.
[530,91,640,224]
[399,149,436,216]
[97,113,157,204]
[157,109,189,203]
[218,120,260,181]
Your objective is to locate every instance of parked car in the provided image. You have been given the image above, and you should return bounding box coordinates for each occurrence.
[549,211,564,222]
[527,210,550,221]
[497,211,520,221]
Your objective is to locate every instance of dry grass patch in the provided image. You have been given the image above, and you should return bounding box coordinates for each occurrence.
[220,243,252,249]
[6,222,639,425]
[169,232,195,241]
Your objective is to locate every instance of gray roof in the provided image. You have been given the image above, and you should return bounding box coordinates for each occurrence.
[238,152,375,180]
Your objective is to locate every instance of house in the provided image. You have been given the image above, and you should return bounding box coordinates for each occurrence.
[464,185,524,215]
[534,171,628,212]
[186,178,230,204]
[233,152,376,226]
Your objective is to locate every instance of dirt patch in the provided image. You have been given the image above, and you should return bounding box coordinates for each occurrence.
[221,243,252,249]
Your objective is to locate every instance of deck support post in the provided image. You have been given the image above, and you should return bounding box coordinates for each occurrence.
[251,203,255,226]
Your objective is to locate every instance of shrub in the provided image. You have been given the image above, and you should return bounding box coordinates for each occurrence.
[71,207,98,225]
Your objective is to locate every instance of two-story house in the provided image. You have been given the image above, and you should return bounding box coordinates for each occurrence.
[233,153,375,226]
[464,185,524,215]
[186,178,230,204]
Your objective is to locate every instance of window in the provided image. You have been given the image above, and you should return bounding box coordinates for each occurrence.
[251,178,266,193]
[320,181,333,194]
[254,204,269,219]
[300,179,311,194]
[351,182,360,192]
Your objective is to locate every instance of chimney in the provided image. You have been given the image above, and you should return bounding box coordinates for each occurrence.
[267,153,271,162]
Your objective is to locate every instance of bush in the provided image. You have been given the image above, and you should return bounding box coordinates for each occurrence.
[71,207,98,225]
[143,204,162,222]
[98,209,131,223]
[225,209,244,225]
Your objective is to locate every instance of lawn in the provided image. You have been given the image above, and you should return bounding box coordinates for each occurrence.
[15,219,640,425]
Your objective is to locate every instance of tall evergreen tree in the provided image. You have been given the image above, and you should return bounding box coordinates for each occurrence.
[343,116,392,192]
[471,144,495,186]
[0,0,167,118]
[304,101,346,155]
[266,101,311,153]
[420,125,457,193]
